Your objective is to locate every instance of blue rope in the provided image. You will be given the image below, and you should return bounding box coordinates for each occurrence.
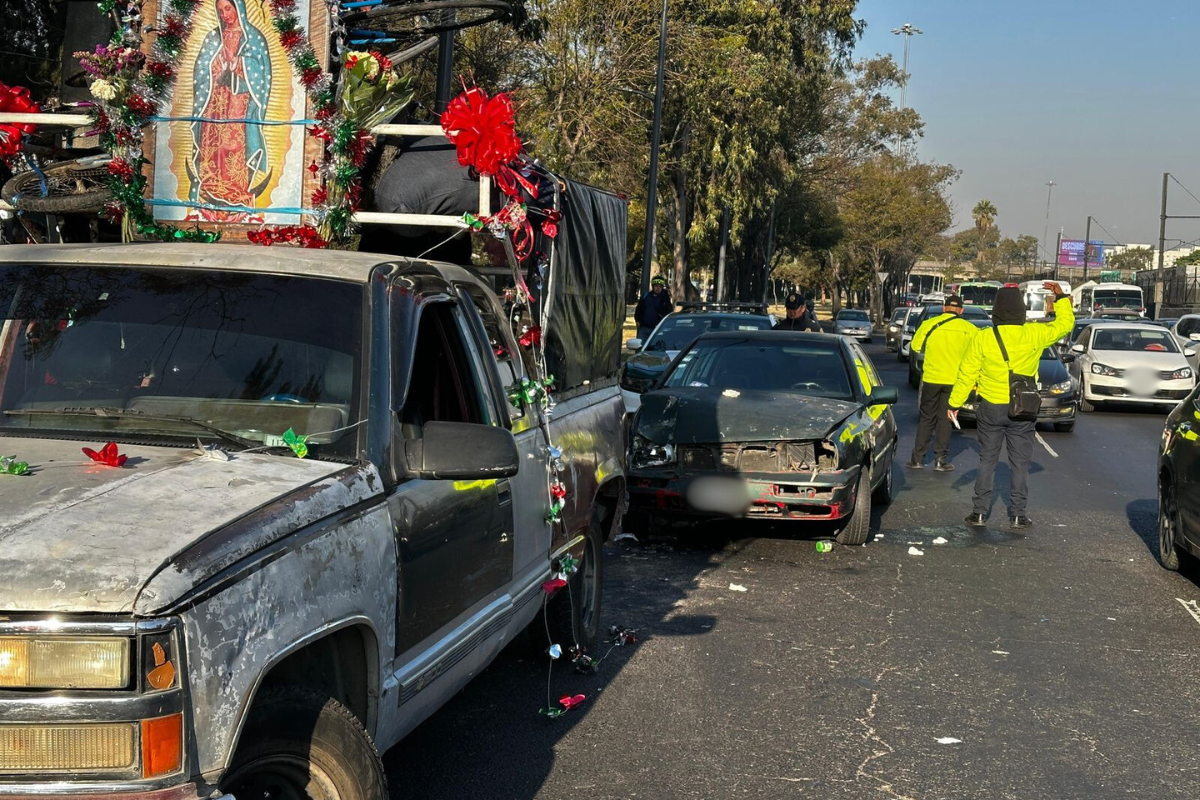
[150,116,318,126]
[341,0,383,8]
[145,198,317,216]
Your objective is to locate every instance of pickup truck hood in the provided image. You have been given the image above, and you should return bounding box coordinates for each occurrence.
[635,388,860,444]
[0,437,378,615]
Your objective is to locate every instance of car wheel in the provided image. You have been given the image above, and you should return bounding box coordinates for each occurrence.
[835,468,872,546]
[908,360,919,389]
[1159,476,1184,571]
[222,686,387,800]
[1080,381,1097,412]
[871,453,894,505]
[1053,421,1075,433]
[545,517,604,653]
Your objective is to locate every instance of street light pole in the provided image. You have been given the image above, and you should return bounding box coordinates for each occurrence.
[891,22,923,110]
[1042,180,1055,271]
[1083,216,1092,284]
[640,0,669,299]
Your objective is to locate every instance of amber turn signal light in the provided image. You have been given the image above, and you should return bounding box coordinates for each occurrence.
[141,713,183,778]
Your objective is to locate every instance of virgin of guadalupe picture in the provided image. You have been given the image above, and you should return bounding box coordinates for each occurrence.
[150,0,317,227]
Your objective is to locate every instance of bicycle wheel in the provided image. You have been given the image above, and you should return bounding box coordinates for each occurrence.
[2,159,112,215]
[342,0,511,34]
[385,34,438,64]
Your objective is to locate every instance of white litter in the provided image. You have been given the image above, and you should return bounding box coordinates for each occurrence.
[728,583,748,592]
[907,546,924,556]
[992,650,1009,655]
[722,389,741,398]
[1035,431,1059,458]
[932,536,948,545]
[613,532,640,543]
[937,737,962,745]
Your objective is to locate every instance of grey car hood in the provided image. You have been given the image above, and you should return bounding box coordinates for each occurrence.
[0,437,376,615]
[635,388,860,444]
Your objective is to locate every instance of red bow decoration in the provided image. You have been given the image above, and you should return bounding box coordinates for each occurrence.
[519,326,542,348]
[542,577,568,594]
[0,82,39,159]
[82,442,127,467]
[540,209,562,240]
[558,694,586,711]
[550,481,568,501]
[440,87,522,177]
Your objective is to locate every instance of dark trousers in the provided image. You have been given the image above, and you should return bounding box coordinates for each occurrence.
[911,382,953,461]
[973,400,1035,516]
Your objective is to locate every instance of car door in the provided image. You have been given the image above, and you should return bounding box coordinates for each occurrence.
[849,343,896,478]
[1173,385,1200,544]
[1069,327,1093,382]
[388,297,514,653]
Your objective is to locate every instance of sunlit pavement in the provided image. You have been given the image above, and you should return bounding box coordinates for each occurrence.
[386,340,1200,800]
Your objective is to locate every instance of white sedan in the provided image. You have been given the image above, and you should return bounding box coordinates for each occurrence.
[834,309,873,343]
[1068,322,1197,411]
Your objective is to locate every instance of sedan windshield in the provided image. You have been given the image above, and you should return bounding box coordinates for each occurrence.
[0,264,363,457]
[1091,328,1179,353]
[664,339,854,400]
[838,310,869,321]
[646,314,772,351]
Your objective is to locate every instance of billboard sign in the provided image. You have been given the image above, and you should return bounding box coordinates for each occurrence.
[1058,239,1105,267]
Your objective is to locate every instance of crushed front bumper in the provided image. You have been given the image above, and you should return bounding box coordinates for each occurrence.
[627,465,862,522]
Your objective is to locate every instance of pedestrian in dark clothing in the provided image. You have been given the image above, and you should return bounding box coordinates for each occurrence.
[949,282,1073,528]
[774,293,820,332]
[635,276,673,340]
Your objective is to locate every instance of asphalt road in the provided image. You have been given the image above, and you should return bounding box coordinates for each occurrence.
[384,339,1200,800]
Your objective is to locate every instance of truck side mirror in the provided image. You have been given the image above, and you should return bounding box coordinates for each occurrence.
[404,421,519,480]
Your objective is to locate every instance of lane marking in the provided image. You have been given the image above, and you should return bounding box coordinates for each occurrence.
[1176,598,1200,627]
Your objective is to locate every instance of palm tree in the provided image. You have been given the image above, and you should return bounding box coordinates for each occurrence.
[972,199,997,262]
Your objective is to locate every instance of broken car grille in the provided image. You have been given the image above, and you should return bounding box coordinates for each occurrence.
[678,442,836,472]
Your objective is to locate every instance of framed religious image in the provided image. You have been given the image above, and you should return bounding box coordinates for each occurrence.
[144,0,327,232]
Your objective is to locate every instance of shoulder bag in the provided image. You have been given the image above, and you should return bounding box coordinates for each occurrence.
[991,327,1040,421]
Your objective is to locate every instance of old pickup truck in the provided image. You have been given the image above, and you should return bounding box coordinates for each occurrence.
[0,242,626,799]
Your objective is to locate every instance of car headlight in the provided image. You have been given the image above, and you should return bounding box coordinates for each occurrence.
[1091,363,1122,377]
[1047,379,1074,395]
[0,636,130,689]
[1170,367,1193,380]
[630,435,675,469]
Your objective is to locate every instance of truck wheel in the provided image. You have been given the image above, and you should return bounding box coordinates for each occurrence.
[835,469,871,546]
[545,518,604,653]
[222,686,386,800]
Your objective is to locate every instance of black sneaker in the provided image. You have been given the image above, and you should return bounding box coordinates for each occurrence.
[1010,515,1033,529]
[906,457,924,469]
[964,513,987,527]
[934,458,955,472]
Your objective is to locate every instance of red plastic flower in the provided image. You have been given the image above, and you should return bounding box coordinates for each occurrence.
[519,325,542,348]
[440,87,521,176]
[541,219,558,239]
[311,187,328,206]
[558,694,586,711]
[0,82,39,159]
[550,481,568,501]
[542,577,568,594]
[82,442,127,467]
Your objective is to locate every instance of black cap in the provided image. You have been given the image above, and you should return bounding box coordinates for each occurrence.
[785,293,804,310]
[991,287,1027,325]
[944,294,964,308]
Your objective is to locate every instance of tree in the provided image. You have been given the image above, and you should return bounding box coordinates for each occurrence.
[1107,246,1155,273]
[1175,250,1200,267]
[972,199,998,263]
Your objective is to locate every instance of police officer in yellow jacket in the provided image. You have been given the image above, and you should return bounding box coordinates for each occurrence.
[907,295,977,472]
[949,282,1074,528]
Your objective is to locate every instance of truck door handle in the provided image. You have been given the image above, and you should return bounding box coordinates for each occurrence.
[497,480,512,506]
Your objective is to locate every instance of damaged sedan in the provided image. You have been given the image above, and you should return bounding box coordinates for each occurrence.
[626,331,899,544]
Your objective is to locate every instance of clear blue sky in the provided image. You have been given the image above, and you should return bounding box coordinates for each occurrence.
[856,0,1200,256]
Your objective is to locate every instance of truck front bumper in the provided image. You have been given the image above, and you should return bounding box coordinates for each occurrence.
[627,466,861,522]
[0,784,213,800]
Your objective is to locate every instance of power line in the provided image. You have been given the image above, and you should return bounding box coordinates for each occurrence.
[1169,174,1200,210]
[1089,217,1122,247]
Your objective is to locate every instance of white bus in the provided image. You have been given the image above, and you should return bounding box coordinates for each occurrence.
[1073,281,1144,317]
[1019,280,1072,320]
[908,271,944,303]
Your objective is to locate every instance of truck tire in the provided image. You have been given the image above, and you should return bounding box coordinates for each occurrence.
[221,686,387,800]
[545,518,604,653]
[835,468,871,546]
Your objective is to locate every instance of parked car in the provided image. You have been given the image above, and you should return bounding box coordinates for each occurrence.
[834,308,873,343]
[910,317,992,389]
[0,243,626,797]
[1157,381,1200,569]
[1151,317,1180,330]
[886,307,916,351]
[899,304,989,363]
[620,310,774,413]
[626,331,898,545]
[956,347,1081,432]
[1068,322,1197,411]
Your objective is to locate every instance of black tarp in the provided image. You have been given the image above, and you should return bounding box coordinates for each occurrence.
[368,139,627,391]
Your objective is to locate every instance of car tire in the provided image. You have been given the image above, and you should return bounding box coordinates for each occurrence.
[871,453,894,505]
[1053,421,1075,433]
[1159,476,1184,571]
[1080,392,1097,412]
[835,468,871,546]
[221,686,387,800]
[908,360,919,389]
[545,517,604,653]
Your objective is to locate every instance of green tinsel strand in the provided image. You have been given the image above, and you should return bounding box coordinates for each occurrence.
[334,163,357,182]
[272,16,296,33]
[297,51,317,71]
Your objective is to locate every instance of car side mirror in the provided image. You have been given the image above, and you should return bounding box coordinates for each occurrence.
[1189,333,1200,342]
[404,421,519,480]
[1186,349,1197,358]
[1061,353,1076,363]
[626,338,643,351]
[1071,343,1086,353]
[871,386,899,405]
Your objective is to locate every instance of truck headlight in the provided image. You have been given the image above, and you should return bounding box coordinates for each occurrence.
[630,435,675,468]
[0,637,130,689]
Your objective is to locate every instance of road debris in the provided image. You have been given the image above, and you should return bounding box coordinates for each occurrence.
[932,536,948,545]
[907,546,924,556]
[729,583,748,592]
[937,737,963,744]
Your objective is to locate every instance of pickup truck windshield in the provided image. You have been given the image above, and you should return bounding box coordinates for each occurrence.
[0,264,363,457]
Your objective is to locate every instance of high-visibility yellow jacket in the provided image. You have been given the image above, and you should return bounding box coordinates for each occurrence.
[950,296,1075,407]
[911,313,979,386]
